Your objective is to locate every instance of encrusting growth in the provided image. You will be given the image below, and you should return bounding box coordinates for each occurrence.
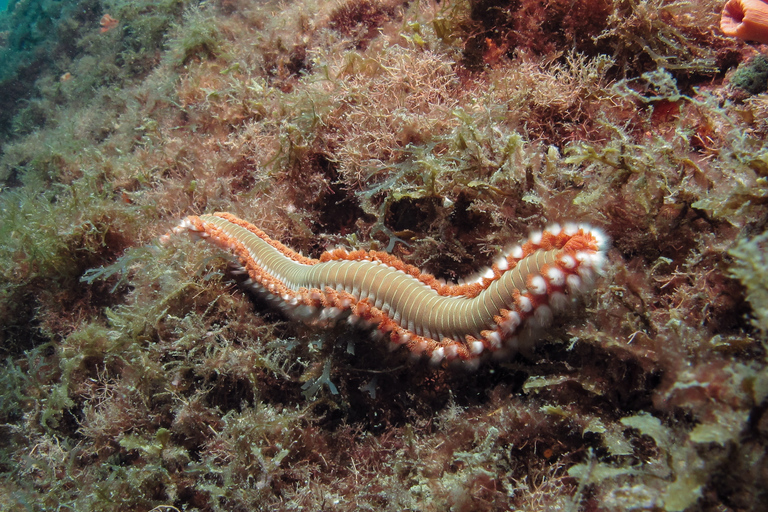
[165,212,607,366]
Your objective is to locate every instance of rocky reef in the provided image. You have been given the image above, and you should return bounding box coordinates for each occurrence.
[0,1,766,510]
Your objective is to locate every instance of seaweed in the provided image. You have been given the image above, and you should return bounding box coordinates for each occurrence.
[729,230,768,335]
[0,0,766,510]
[730,53,768,95]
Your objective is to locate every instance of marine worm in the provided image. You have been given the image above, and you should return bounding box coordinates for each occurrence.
[166,212,607,366]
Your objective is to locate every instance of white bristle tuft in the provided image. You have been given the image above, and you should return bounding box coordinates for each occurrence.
[430,347,445,365]
[590,251,607,271]
[487,330,502,349]
[566,274,583,294]
[578,266,596,287]
[549,291,569,311]
[560,254,576,269]
[546,223,562,236]
[529,275,547,295]
[500,311,521,333]
[546,267,565,287]
[533,304,553,327]
[590,227,608,250]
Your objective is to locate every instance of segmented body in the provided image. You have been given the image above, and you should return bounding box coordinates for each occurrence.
[167,212,607,365]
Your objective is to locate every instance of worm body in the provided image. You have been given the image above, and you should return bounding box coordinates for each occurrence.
[168,212,607,365]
